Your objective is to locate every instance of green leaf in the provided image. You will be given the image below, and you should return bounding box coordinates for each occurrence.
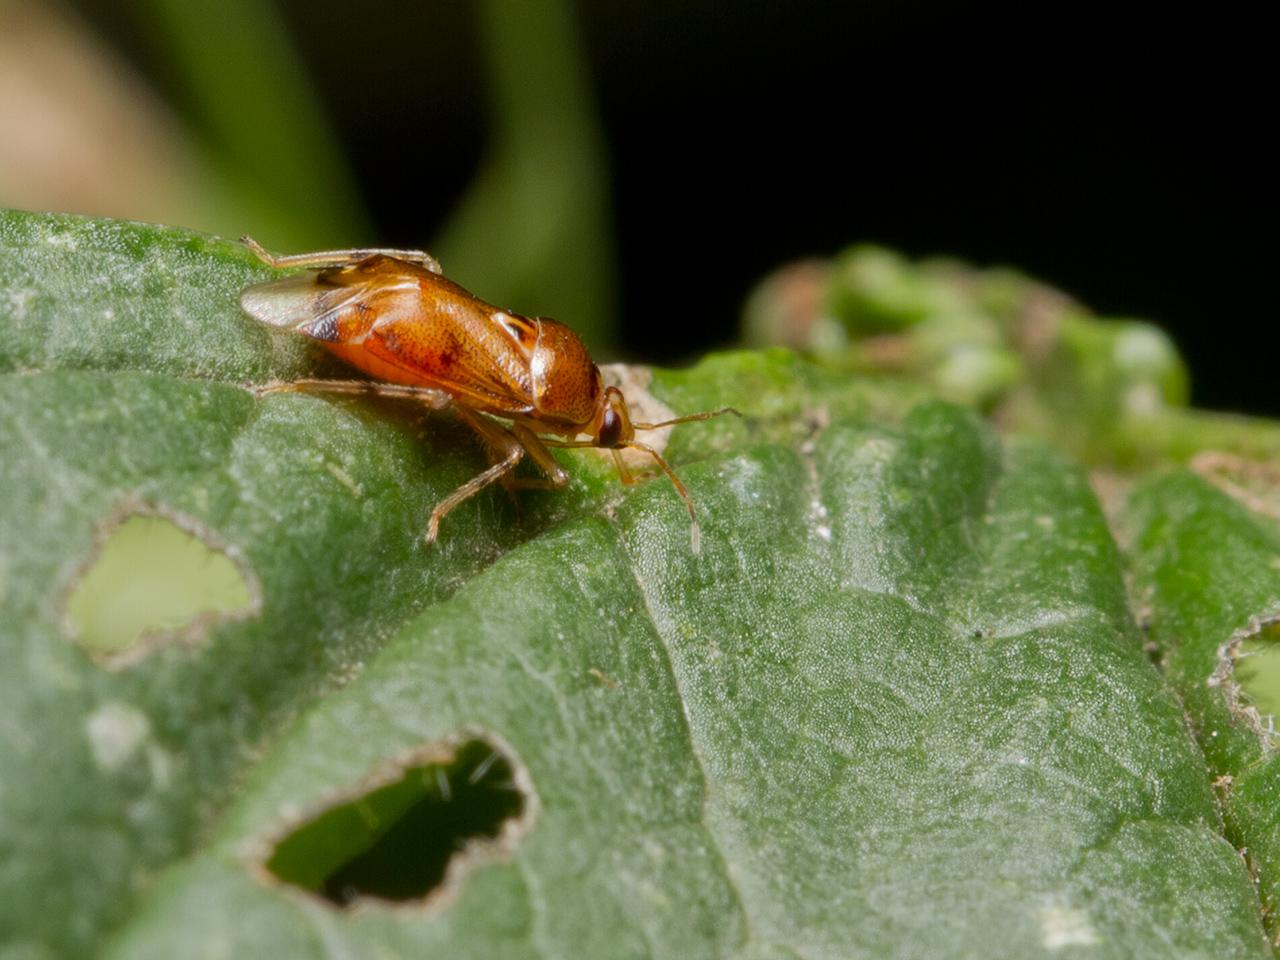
[1126,470,1280,932]
[1,211,1272,958]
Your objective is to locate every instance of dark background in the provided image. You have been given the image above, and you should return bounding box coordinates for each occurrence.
[76,1,1274,416]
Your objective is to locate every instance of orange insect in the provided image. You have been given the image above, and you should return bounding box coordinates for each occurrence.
[239,238,737,551]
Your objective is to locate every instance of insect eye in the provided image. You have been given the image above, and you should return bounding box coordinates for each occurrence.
[599,409,622,448]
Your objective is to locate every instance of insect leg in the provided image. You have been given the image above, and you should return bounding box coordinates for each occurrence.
[425,409,526,544]
[251,379,452,409]
[626,441,701,554]
[543,437,703,552]
[242,236,443,274]
[506,423,570,490]
[610,449,636,486]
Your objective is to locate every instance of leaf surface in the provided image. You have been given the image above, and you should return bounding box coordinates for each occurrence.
[1127,470,1280,935]
[0,211,1271,958]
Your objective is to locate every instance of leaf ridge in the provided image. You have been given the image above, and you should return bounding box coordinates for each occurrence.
[620,533,756,957]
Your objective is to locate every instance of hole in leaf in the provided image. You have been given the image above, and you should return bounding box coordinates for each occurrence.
[1236,621,1280,736]
[263,736,532,908]
[64,509,258,668]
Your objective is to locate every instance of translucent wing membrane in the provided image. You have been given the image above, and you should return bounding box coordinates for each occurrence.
[241,260,536,416]
[240,269,418,343]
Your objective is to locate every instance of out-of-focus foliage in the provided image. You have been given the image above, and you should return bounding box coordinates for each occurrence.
[743,244,1278,468]
[0,0,613,348]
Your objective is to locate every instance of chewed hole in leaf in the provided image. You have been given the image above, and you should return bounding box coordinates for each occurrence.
[1235,621,1280,738]
[263,736,532,908]
[64,509,258,668]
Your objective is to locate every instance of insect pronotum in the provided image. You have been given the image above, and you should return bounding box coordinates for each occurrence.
[238,238,738,551]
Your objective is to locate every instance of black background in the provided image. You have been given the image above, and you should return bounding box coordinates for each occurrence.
[78,1,1275,415]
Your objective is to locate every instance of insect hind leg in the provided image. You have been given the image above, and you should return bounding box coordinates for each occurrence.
[242,236,443,274]
[427,409,526,544]
[251,378,452,409]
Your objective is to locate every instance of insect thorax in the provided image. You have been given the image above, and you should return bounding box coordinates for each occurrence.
[528,318,603,426]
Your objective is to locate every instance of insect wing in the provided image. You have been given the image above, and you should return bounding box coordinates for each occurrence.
[358,307,537,415]
[241,259,537,416]
[240,268,417,343]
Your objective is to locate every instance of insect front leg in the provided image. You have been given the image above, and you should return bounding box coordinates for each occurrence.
[426,409,527,544]
[242,236,443,274]
[610,449,637,485]
[500,423,571,492]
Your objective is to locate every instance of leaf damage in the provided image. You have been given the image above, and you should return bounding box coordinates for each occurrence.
[61,500,260,669]
[250,732,536,912]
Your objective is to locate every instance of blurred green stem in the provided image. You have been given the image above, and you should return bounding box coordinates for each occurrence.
[434,0,617,351]
[135,0,369,247]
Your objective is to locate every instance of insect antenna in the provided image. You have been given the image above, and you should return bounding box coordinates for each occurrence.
[632,406,741,431]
